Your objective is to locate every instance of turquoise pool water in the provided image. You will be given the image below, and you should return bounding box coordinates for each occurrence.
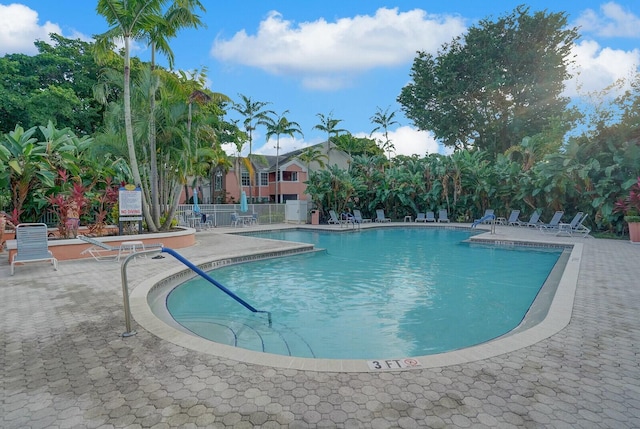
[167,228,562,359]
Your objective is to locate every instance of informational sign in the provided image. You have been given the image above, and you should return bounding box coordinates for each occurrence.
[367,358,422,370]
[119,184,142,216]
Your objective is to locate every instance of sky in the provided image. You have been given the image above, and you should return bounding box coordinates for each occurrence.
[1,1,639,158]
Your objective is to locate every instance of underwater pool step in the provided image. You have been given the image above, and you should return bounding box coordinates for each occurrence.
[176,316,315,358]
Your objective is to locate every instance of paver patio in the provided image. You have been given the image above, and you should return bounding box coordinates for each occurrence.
[1,223,639,428]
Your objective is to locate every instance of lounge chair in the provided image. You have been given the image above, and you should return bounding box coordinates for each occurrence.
[375,209,391,223]
[438,209,450,223]
[79,235,121,261]
[516,210,542,227]
[475,209,495,224]
[353,209,371,223]
[425,211,436,222]
[328,210,341,225]
[506,210,521,225]
[554,212,584,236]
[539,211,564,233]
[415,213,427,222]
[573,213,591,237]
[79,235,164,261]
[11,223,58,275]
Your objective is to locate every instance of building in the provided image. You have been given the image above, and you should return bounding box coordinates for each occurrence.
[197,142,351,204]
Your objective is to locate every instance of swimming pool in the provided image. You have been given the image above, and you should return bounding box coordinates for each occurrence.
[166,228,563,360]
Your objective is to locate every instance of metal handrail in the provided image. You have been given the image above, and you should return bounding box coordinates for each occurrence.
[120,247,164,337]
[160,247,272,326]
[120,246,272,338]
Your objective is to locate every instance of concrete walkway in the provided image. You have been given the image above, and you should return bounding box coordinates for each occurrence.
[2,223,640,428]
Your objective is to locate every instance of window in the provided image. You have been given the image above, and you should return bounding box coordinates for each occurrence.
[260,172,269,186]
[241,170,250,186]
[281,171,298,182]
[214,174,222,190]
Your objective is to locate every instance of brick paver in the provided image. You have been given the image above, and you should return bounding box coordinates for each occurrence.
[1,224,639,428]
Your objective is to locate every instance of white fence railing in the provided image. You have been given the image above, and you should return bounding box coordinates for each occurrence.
[176,204,286,227]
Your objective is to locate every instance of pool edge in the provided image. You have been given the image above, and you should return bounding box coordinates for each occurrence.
[130,237,582,373]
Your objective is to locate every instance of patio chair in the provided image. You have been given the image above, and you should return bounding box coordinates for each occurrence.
[78,235,121,261]
[475,209,495,224]
[516,210,542,227]
[539,211,564,233]
[438,209,450,223]
[353,209,371,223]
[573,213,591,237]
[415,213,427,222]
[375,209,391,222]
[328,210,341,225]
[230,213,241,227]
[11,223,58,275]
[554,212,584,237]
[506,210,521,226]
[425,211,436,222]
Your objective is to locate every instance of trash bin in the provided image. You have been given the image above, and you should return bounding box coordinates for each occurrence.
[311,210,319,225]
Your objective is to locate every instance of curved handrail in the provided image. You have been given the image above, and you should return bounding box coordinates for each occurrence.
[471,214,496,228]
[161,247,272,326]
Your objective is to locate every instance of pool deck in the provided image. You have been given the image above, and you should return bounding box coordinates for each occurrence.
[2,222,640,428]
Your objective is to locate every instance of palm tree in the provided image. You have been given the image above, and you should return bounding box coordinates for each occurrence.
[145,0,206,229]
[314,112,346,166]
[265,111,304,203]
[297,146,328,174]
[95,0,205,231]
[95,0,166,228]
[370,106,399,159]
[232,95,274,202]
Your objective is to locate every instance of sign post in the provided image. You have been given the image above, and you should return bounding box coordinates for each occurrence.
[118,184,143,234]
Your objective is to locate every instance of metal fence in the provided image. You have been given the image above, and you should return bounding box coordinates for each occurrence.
[37,204,287,228]
[176,203,286,227]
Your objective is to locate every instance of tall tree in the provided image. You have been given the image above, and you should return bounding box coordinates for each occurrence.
[95,0,166,229]
[145,0,205,229]
[313,112,346,166]
[370,106,399,159]
[398,6,579,155]
[232,95,274,202]
[265,111,304,203]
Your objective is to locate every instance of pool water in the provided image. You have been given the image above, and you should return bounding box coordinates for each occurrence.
[166,228,562,359]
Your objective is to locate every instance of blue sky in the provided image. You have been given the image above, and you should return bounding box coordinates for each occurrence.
[1,1,639,157]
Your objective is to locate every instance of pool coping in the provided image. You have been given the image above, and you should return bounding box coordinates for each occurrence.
[130,229,582,373]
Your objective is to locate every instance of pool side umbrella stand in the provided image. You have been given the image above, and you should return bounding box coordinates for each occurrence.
[192,187,200,214]
[240,191,248,213]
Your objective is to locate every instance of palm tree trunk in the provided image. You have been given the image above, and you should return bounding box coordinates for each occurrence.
[123,36,152,228]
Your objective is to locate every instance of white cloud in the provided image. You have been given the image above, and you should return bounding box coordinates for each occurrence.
[361,126,444,157]
[564,39,640,97]
[575,2,640,38]
[212,7,466,89]
[0,3,62,55]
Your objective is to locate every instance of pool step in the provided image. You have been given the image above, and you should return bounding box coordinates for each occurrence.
[176,316,315,358]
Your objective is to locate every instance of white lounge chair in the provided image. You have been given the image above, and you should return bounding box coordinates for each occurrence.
[506,210,521,225]
[353,209,371,223]
[328,210,341,225]
[11,223,58,275]
[438,209,450,223]
[554,212,584,237]
[425,211,436,222]
[475,209,495,224]
[516,210,542,227]
[415,213,427,222]
[573,213,591,237]
[78,235,121,261]
[375,209,391,222]
[539,211,564,233]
